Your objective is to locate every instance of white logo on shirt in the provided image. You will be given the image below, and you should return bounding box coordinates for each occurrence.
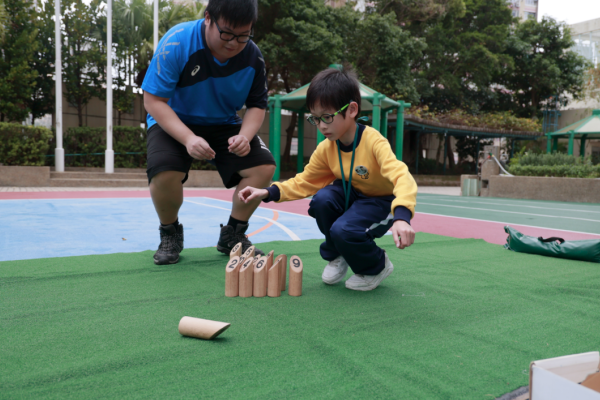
[191,65,200,76]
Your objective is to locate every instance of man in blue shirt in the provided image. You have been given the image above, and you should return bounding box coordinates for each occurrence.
[142,0,275,265]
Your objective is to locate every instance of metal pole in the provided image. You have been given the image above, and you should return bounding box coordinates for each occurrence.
[395,102,410,161]
[273,95,282,181]
[372,93,381,132]
[268,99,274,153]
[443,133,447,175]
[568,132,574,155]
[105,0,114,173]
[546,134,551,153]
[297,112,304,173]
[380,111,388,138]
[580,135,587,158]
[54,0,64,172]
[154,0,159,51]
[475,138,480,175]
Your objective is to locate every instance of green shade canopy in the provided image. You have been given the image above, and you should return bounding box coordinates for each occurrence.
[273,82,403,113]
[547,109,600,138]
[545,109,600,155]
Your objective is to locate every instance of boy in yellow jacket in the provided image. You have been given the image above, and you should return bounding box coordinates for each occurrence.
[239,67,417,291]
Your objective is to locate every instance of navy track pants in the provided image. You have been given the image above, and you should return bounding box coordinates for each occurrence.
[308,180,395,276]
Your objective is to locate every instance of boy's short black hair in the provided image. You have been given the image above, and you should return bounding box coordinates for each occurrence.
[206,0,258,28]
[306,67,361,120]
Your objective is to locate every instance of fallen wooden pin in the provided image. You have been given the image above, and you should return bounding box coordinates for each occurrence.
[178,316,230,340]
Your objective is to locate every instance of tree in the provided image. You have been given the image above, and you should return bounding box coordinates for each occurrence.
[373,0,464,27]
[29,0,55,124]
[501,18,592,118]
[343,11,425,101]
[0,0,39,122]
[0,0,7,40]
[408,0,514,112]
[61,0,104,126]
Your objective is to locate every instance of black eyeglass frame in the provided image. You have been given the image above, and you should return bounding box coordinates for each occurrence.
[213,19,254,43]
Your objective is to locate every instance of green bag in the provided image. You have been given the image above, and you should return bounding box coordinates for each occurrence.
[504,226,600,263]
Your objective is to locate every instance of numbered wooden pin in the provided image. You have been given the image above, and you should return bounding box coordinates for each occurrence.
[253,256,268,297]
[265,251,274,289]
[225,256,241,297]
[289,256,303,297]
[230,242,242,259]
[274,254,287,292]
[267,257,281,297]
[242,245,255,260]
[238,257,255,298]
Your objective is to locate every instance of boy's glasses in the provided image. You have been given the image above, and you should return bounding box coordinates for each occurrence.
[306,103,349,126]
[214,19,253,43]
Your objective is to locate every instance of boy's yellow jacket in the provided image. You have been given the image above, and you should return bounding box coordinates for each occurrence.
[272,125,417,218]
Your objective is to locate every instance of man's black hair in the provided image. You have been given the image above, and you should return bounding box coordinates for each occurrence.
[306,67,361,121]
[205,0,258,29]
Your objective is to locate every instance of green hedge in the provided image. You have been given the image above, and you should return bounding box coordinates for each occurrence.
[45,126,147,168]
[513,152,589,167]
[0,122,52,166]
[508,164,600,178]
[43,126,216,170]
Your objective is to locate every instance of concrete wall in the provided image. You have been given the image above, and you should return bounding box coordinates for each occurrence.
[487,175,600,203]
[0,166,50,186]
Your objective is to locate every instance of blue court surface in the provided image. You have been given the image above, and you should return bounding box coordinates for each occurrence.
[0,196,323,262]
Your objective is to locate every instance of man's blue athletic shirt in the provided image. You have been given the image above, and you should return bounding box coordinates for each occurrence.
[142,19,268,129]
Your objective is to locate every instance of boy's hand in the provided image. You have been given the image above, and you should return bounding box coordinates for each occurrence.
[228,135,250,157]
[186,136,215,160]
[391,220,415,249]
[239,186,269,203]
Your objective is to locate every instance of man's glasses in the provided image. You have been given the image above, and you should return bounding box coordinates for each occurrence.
[306,103,349,126]
[214,19,254,43]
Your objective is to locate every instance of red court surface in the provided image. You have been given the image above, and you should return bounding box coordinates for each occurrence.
[3,189,599,245]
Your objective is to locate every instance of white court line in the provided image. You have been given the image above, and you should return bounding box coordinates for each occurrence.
[416,196,600,214]
[196,196,314,219]
[417,202,600,223]
[184,199,301,241]
[416,212,600,237]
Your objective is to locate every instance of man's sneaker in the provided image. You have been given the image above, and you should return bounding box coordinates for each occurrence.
[322,256,349,285]
[217,223,265,256]
[154,223,184,265]
[345,252,394,291]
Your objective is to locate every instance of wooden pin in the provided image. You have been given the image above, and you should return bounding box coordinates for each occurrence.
[267,258,281,297]
[265,251,274,289]
[238,257,255,298]
[253,256,268,297]
[230,242,242,259]
[178,316,230,340]
[274,254,288,291]
[225,256,242,297]
[289,255,303,297]
[242,245,255,260]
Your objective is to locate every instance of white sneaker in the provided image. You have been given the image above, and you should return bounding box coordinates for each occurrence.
[322,256,349,285]
[345,252,394,291]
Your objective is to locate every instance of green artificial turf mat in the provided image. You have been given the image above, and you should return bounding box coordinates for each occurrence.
[1,233,600,399]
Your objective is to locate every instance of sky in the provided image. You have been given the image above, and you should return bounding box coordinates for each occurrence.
[537,0,600,25]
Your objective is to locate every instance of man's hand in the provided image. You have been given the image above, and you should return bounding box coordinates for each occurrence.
[228,135,251,157]
[185,135,215,160]
[391,220,415,249]
[239,186,269,203]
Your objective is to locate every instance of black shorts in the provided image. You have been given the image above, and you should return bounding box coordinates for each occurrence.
[146,123,275,188]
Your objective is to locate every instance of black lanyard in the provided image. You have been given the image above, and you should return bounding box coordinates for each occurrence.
[336,123,359,212]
